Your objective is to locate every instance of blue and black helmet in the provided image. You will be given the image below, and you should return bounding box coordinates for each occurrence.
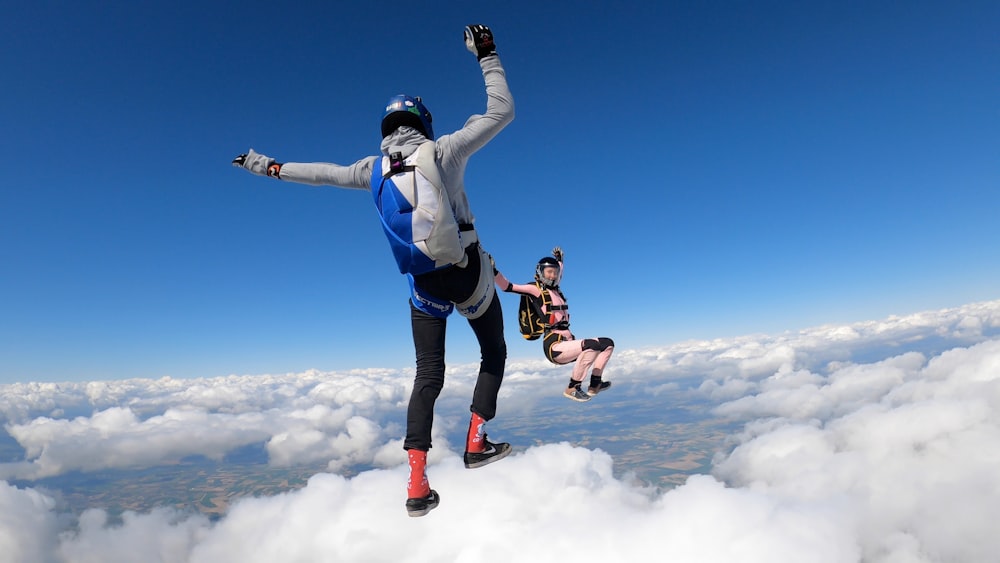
[381,95,434,140]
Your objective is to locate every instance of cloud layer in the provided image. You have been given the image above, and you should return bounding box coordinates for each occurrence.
[1,299,999,562]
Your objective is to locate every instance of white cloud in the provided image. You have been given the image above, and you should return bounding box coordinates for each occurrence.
[1,299,1000,561]
[0,481,61,563]
[56,507,210,563]
[189,446,866,563]
[3,445,862,563]
[2,407,272,479]
[713,338,1000,562]
[265,411,384,471]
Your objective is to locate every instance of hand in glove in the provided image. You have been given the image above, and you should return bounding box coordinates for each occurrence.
[464,24,497,60]
[232,149,282,178]
[552,246,563,262]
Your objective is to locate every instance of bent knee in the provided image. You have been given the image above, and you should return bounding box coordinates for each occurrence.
[484,341,507,362]
[583,337,615,352]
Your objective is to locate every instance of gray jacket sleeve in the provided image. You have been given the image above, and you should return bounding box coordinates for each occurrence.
[276,157,378,191]
[436,55,515,168]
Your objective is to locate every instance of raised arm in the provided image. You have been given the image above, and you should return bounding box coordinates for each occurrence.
[435,26,514,168]
[552,246,565,286]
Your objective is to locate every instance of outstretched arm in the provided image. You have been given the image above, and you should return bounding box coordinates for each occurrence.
[232,150,377,191]
[493,268,541,298]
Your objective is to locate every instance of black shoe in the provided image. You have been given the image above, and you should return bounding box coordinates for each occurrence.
[563,386,592,402]
[463,435,512,469]
[405,489,439,517]
[587,381,612,396]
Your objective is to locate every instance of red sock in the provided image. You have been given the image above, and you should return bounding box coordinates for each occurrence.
[407,449,430,499]
[466,412,487,453]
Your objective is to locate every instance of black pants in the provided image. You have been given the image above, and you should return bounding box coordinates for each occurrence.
[404,250,507,451]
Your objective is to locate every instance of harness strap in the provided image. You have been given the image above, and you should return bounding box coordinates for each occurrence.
[382,157,473,237]
[382,157,474,229]
[384,152,414,178]
[536,282,570,331]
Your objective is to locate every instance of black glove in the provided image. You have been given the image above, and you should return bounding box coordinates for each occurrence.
[232,154,247,167]
[465,24,497,60]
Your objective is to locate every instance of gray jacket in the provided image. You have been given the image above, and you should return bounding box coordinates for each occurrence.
[240,56,514,228]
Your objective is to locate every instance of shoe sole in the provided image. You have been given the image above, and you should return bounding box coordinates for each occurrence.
[407,504,437,517]
[406,491,440,517]
[464,445,512,469]
[587,382,612,397]
[564,392,591,402]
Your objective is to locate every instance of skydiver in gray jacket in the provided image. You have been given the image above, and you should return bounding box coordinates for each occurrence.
[232,25,513,517]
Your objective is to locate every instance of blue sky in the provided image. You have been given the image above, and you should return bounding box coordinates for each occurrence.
[2,1,997,383]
